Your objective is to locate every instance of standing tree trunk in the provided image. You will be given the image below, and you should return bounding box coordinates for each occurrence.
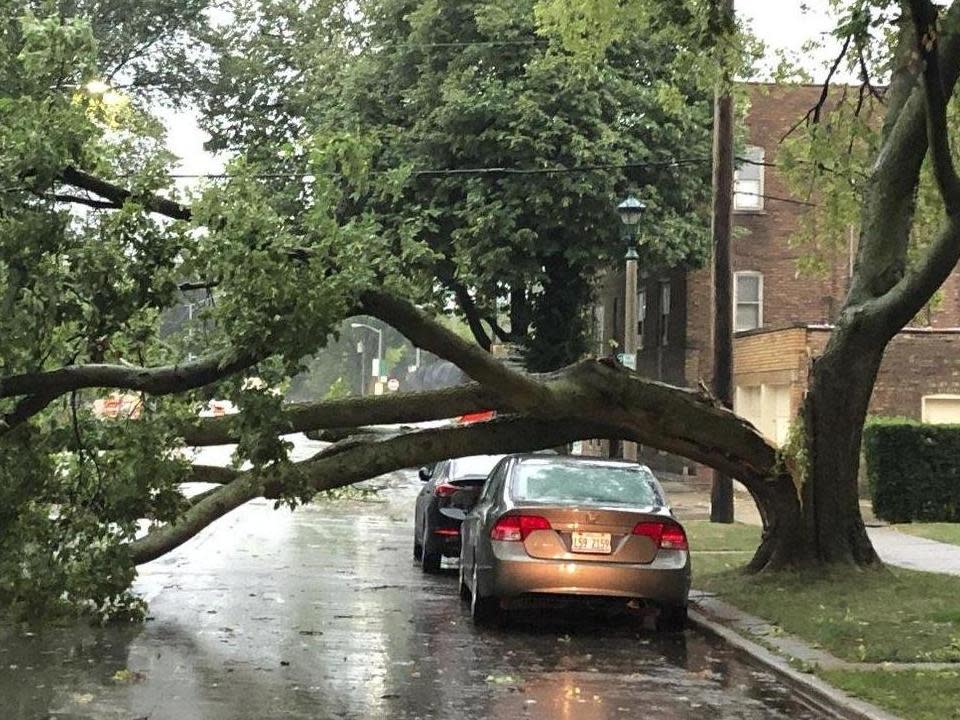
[800,325,883,565]
[742,0,960,570]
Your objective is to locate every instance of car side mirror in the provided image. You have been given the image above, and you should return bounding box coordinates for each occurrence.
[439,507,467,521]
[418,466,432,482]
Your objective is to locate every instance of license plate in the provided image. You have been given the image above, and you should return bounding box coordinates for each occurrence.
[570,531,612,554]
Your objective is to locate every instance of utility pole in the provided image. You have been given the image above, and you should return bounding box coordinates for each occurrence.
[710,0,736,523]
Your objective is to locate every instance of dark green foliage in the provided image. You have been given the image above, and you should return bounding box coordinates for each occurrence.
[864,418,960,523]
[196,0,713,370]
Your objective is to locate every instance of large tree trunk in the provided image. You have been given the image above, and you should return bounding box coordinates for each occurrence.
[746,322,884,572]
[800,326,883,566]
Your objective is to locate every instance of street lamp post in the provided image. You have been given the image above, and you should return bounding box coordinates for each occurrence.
[617,196,646,462]
[351,322,383,393]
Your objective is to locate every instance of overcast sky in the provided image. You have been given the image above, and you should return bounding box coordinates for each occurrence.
[164,0,845,180]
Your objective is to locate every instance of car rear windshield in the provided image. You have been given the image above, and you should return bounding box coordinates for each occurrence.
[512,461,659,507]
[449,454,504,479]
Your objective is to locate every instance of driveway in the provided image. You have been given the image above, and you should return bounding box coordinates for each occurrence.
[2,467,820,719]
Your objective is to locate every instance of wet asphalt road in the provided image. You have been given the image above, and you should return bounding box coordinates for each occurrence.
[1,464,819,720]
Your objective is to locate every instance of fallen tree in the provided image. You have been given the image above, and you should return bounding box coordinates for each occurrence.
[126,292,790,566]
[7,0,960,620]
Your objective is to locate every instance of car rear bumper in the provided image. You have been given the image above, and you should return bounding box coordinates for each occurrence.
[479,543,690,605]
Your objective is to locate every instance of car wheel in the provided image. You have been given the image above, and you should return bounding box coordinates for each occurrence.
[420,525,442,574]
[413,538,422,561]
[657,604,687,632]
[470,564,499,626]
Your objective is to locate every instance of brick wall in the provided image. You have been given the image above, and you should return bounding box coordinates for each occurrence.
[806,328,960,419]
[594,82,960,454]
[682,83,960,391]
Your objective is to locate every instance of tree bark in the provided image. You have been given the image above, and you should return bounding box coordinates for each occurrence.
[797,323,884,566]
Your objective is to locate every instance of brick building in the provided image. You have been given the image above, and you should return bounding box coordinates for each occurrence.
[595,83,960,464]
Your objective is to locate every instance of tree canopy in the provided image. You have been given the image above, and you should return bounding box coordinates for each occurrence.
[193,0,714,368]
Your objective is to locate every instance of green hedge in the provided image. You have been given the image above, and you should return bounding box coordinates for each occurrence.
[864,418,960,523]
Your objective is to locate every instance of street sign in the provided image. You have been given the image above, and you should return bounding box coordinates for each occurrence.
[617,353,637,370]
[387,378,400,392]
[371,358,381,377]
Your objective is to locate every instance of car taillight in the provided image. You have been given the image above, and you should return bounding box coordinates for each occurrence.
[490,514,551,542]
[434,483,459,497]
[659,524,688,550]
[632,521,688,551]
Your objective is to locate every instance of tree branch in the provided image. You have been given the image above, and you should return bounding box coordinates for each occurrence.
[0,349,260,399]
[911,0,960,213]
[874,2,960,330]
[850,0,960,304]
[132,392,780,565]
[47,193,121,210]
[876,215,960,330]
[449,280,493,351]
[129,473,262,564]
[181,382,501,446]
[177,280,220,292]
[359,290,552,408]
[780,33,852,142]
[61,166,192,221]
[0,393,59,434]
[183,464,241,484]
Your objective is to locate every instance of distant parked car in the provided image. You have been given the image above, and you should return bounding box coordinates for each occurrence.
[453,454,690,629]
[414,454,507,574]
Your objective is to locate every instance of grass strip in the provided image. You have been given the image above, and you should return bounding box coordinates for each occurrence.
[822,668,960,720]
[893,523,960,546]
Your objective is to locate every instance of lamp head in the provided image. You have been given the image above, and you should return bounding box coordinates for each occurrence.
[616,195,645,228]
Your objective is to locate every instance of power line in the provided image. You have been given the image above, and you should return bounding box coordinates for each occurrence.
[372,39,548,50]
[161,157,711,180]
[52,155,820,208]
[162,154,774,180]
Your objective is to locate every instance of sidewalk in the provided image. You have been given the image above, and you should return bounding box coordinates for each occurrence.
[667,481,960,577]
[867,526,960,576]
[670,483,960,720]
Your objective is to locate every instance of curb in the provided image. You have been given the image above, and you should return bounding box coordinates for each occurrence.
[688,608,902,720]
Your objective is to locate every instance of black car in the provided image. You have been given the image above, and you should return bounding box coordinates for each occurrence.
[414,454,507,573]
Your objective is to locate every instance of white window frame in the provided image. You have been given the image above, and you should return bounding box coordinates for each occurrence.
[922,394,960,424]
[734,146,765,212]
[734,271,763,332]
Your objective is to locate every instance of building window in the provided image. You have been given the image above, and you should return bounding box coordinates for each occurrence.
[736,383,792,445]
[659,282,670,346]
[734,271,763,332]
[637,289,646,350]
[734,145,764,211]
[922,395,960,424]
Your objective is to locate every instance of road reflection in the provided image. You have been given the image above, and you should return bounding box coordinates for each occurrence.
[1,469,815,720]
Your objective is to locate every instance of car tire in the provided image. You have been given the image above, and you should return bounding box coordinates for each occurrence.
[420,526,442,574]
[470,565,500,626]
[657,604,687,632]
[413,538,422,561]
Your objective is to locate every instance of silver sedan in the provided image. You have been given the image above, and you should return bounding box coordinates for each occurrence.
[454,454,690,629]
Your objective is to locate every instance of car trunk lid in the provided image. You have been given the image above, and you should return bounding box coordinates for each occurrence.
[513,505,670,564]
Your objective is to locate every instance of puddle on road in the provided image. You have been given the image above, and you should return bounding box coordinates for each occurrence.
[1,476,819,720]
